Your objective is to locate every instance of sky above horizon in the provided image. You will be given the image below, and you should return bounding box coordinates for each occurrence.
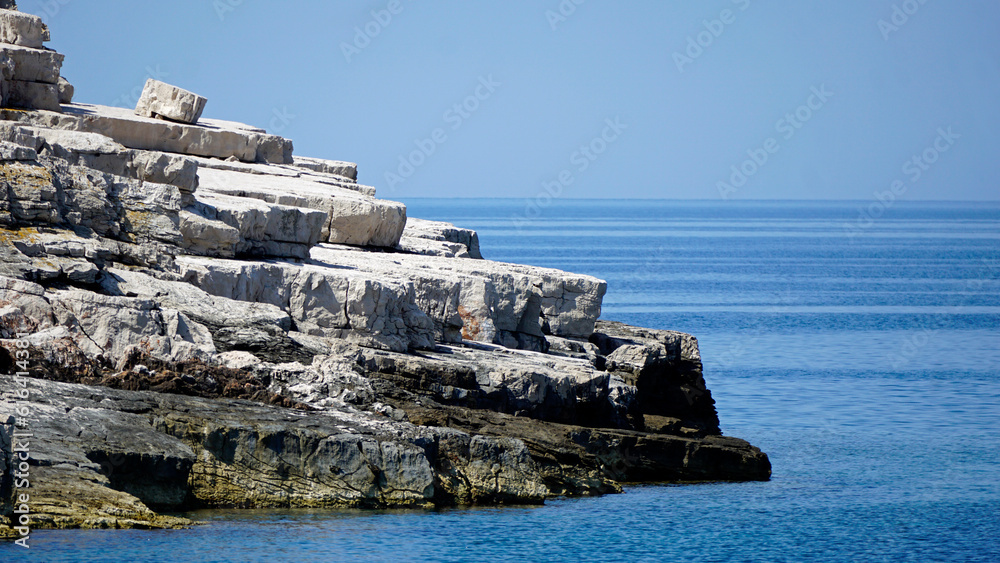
[30,0,1000,201]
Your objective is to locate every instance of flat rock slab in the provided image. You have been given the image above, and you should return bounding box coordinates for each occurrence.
[292,155,358,181]
[310,244,607,346]
[0,122,200,193]
[397,234,472,258]
[0,103,292,163]
[189,155,376,197]
[102,267,292,334]
[187,189,327,251]
[0,8,49,48]
[197,166,406,248]
[5,79,60,111]
[134,79,207,124]
[0,43,63,83]
[175,255,436,352]
[403,217,481,259]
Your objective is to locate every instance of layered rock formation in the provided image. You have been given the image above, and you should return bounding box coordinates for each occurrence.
[0,6,768,535]
[0,6,64,113]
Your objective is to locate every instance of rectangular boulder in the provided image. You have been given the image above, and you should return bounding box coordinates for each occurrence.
[0,43,62,83]
[5,79,60,111]
[196,166,407,248]
[0,8,49,48]
[134,79,207,124]
[292,156,358,182]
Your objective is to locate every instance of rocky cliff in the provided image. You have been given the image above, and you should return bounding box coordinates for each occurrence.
[0,6,768,535]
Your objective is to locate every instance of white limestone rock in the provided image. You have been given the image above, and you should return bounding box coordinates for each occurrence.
[57,75,72,103]
[188,190,326,252]
[196,166,406,248]
[402,217,481,259]
[214,350,261,370]
[0,139,33,160]
[397,235,471,258]
[190,154,301,177]
[1,103,292,163]
[0,121,37,148]
[296,172,376,197]
[309,244,607,347]
[32,126,127,179]
[127,150,199,194]
[188,155,374,196]
[292,156,358,181]
[101,267,292,335]
[0,121,201,193]
[546,335,602,363]
[174,255,436,352]
[134,79,207,124]
[0,43,62,83]
[11,123,130,178]
[177,208,241,257]
[36,126,123,156]
[0,8,49,48]
[0,276,216,364]
[326,196,406,248]
[6,78,59,111]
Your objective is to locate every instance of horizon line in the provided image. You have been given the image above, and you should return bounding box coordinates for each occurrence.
[394,197,1000,203]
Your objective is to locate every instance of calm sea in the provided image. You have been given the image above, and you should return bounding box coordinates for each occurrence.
[7,200,999,562]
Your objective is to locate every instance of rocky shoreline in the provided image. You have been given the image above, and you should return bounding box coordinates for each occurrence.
[0,5,768,535]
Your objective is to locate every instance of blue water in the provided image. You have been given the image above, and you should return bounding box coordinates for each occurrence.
[7,200,999,562]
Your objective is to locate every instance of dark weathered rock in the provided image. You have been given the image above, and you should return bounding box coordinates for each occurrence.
[592,320,721,434]
[397,395,771,495]
[350,342,643,431]
[0,375,549,530]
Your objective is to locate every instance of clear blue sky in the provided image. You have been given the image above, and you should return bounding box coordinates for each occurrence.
[31,0,1000,200]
